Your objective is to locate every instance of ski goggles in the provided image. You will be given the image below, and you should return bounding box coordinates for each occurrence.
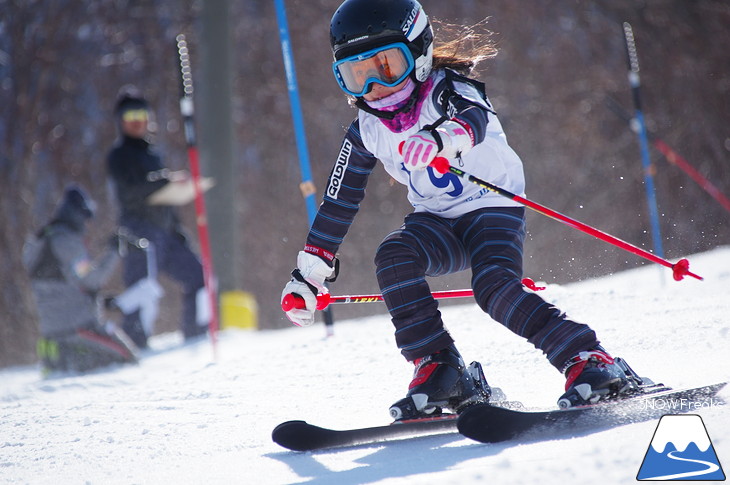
[121,109,149,122]
[333,43,414,97]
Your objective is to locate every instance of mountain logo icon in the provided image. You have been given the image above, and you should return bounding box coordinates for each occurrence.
[637,414,725,481]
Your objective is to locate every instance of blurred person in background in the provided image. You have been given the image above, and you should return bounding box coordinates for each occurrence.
[107,91,208,348]
[23,185,137,374]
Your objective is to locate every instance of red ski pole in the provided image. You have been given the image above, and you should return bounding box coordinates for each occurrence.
[281,279,545,312]
[283,153,703,314]
[176,34,219,353]
[428,157,702,282]
[282,289,474,312]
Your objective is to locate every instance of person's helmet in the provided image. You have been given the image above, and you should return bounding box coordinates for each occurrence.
[54,185,96,231]
[114,93,149,122]
[330,0,433,98]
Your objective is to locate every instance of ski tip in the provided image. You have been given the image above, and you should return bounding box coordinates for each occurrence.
[709,381,727,393]
[272,420,314,452]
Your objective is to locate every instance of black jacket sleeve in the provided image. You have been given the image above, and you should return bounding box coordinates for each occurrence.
[305,120,378,260]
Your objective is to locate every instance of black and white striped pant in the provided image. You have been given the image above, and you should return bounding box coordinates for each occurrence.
[374,207,599,371]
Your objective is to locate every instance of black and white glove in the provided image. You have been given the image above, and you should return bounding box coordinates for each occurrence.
[401,119,474,170]
[281,251,335,327]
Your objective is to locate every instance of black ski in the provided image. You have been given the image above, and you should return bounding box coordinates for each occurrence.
[272,414,459,452]
[457,382,726,444]
[273,393,524,452]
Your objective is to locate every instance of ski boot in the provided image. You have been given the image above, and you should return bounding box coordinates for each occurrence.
[557,347,646,408]
[389,345,491,421]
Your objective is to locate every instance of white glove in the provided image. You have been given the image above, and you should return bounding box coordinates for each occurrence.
[401,131,439,170]
[435,119,474,160]
[401,120,474,170]
[281,251,335,327]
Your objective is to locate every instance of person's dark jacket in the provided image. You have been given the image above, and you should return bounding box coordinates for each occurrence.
[107,135,180,232]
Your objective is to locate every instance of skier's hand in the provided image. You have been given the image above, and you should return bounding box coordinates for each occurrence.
[401,120,474,171]
[434,119,474,160]
[402,130,439,170]
[281,251,335,327]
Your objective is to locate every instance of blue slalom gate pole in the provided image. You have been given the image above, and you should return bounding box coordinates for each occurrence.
[274,0,318,219]
[622,22,664,260]
[275,0,335,334]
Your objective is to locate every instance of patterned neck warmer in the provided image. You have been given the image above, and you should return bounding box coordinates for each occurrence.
[364,77,434,133]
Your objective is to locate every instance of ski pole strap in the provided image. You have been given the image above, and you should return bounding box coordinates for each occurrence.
[326,258,340,283]
[291,269,320,297]
[421,116,448,152]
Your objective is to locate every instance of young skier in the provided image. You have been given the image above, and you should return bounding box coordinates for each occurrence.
[282,0,643,417]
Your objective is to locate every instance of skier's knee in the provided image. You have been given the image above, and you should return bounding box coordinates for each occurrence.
[472,266,522,313]
[374,236,418,270]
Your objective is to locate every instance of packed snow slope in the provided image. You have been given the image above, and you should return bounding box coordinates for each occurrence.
[2,247,728,485]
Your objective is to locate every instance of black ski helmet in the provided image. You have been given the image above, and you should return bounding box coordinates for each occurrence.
[330,0,434,86]
[114,93,149,118]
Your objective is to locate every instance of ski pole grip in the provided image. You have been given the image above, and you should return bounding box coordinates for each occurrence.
[281,293,332,312]
[430,157,451,174]
[281,293,305,311]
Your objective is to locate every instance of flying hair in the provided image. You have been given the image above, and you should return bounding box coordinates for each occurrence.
[431,18,498,75]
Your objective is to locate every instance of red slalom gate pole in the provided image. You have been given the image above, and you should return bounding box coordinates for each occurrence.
[281,279,545,312]
[176,34,219,354]
[606,96,730,215]
[428,157,702,282]
[652,139,730,214]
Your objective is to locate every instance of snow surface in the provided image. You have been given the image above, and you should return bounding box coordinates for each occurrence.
[2,247,729,485]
